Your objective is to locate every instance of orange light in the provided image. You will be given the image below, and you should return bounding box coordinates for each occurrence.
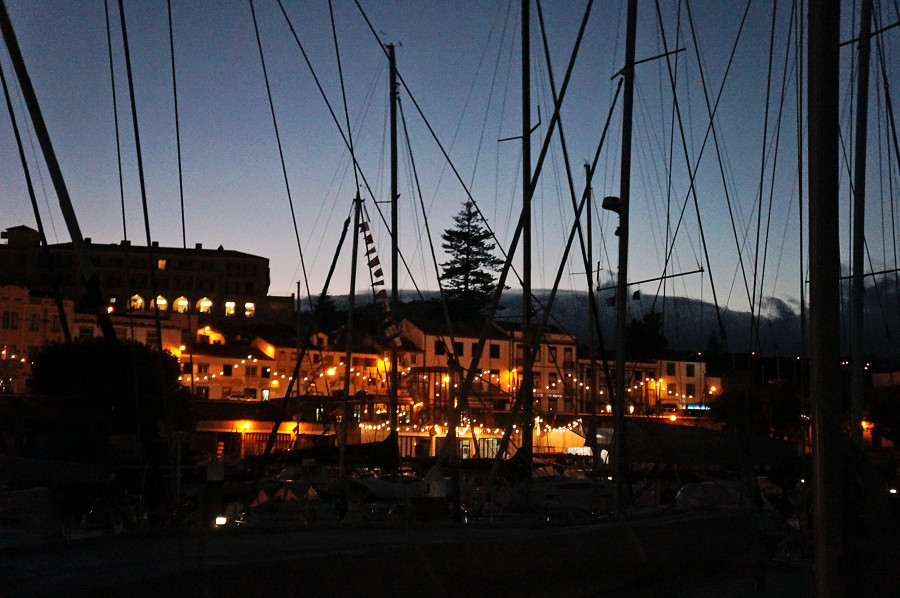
[669,415,677,422]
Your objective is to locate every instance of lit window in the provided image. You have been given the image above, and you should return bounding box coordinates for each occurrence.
[197,297,212,313]
[130,295,144,310]
[225,301,236,316]
[154,296,168,311]
[244,302,255,317]
[174,297,189,313]
[157,259,167,270]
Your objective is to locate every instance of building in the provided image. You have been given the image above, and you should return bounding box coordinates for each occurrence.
[0,285,75,393]
[0,225,292,324]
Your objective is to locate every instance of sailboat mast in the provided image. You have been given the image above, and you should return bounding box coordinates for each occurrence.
[340,194,363,478]
[613,0,637,518]
[850,0,872,447]
[520,0,534,483]
[388,43,400,456]
[808,2,846,596]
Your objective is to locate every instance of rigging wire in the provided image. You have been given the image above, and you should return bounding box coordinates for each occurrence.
[647,0,729,345]
[758,1,799,338]
[749,0,781,350]
[117,0,164,350]
[248,0,313,306]
[166,0,194,395]
[0,55,71,342]
[104,0,135,340]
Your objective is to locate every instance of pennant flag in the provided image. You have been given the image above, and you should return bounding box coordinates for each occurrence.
[375,289,388,300]
[368,256,380,267]
[373,268,383,277]
[367,246,378,255]
[632,290,641,301]
[364,234,374,245]
[359,222,370,232]
[373,279,385,286]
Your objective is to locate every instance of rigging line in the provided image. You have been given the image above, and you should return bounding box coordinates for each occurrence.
[535,1,615,365]
[104,0,127,242]
[254,214,353,484]
[351,0,520,268]
[248,0,312,303]
[117,0,163,350]
[273,0,376,206]
[105,0,135,340]
[488,180,593,484]
[758,1,798,325]
[328,0,362,193]
[750,0,781,349]
[0,58,72,343]
[682,0,756,313]
[873,5,900,334]
[469,1,513,190]
[166,0,193,394]
[661,0,683,318]
[0,1,115,341]
[796,0,806,363]
[645,0,734,346]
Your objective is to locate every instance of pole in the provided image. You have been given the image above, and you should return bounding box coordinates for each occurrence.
[521,0,534,489]
[388,43,400,463]
[340,194,362,479]
[613,0,637,518]
[850,0,872,447]
[809,2,846,596]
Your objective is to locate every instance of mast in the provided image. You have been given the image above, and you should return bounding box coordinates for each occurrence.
[388,43,400,460]
[586,163,599,466]
[808,2,846,596]
[340,194,362,478]
[850,0,872,447]
[520,0,534,488]
[613,0,637,518]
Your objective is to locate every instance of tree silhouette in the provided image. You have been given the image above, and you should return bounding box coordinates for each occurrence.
[624,310,668,361]
[439,201,503,314]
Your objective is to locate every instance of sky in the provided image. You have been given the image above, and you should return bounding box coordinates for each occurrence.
[2,1,898,326]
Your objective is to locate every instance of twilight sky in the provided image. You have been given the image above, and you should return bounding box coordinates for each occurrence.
[1,1,895,323]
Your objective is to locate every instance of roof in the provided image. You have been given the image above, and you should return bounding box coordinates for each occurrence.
[184,342,273,361]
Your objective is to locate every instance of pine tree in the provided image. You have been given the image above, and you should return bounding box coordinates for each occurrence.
[439,201,503,311]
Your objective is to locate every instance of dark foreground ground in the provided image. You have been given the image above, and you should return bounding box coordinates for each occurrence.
[1,510,823,598]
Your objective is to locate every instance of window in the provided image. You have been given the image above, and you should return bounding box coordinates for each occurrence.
[196,297,212,313]
[244,302,255,317]
[668,383,677,396]
[195,386,209,399]
[154,296,168,311]
[1,311,19,330]
[563,347,574,367]
[245,366,258,377]
[686,363,695,377]
[174,297,189,313]
[28,313,40,332]
[244,388,257,399]
[182,363,191,374]
[261,367,270,379]
[157,259,167,270]
[223,364,233,376]
[686,383,696,397]
[224,301,236,316]
[434,340,446,355]
[130,295,144,310]
[489,343,500,359]
[50,316,60,332]
[453,342,464,356]
[197,363,210,374]
[666,362,676,376]
[549,346,558,362]
[261,389,270,401]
